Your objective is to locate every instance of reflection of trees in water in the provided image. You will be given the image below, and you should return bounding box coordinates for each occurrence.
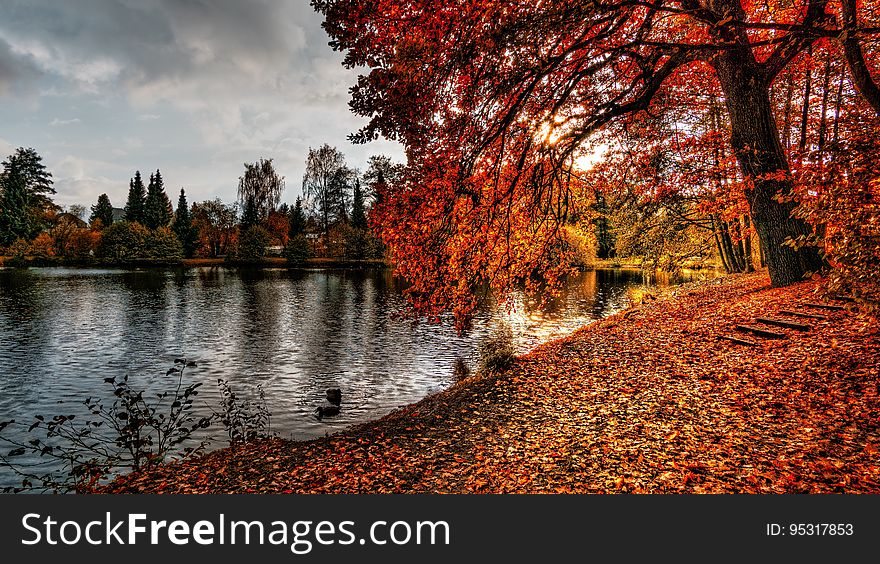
[0,269,43,322]
[115,271,173,389]
[0,270,49,396]
[234,270,283,375]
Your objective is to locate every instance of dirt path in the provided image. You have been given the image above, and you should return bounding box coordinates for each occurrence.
[103,272,880,493]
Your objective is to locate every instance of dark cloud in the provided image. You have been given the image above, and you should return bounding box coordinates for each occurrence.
[0,36,43,94]
[0,0,330,89]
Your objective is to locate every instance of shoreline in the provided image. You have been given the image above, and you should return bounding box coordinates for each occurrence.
[100,271,880,493]
[0,256,391,270]
[0,255,721,274]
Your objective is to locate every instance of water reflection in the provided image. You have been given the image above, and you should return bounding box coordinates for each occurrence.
[0,265,717,486]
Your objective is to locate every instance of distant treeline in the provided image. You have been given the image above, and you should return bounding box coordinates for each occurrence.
[0,145,405,267]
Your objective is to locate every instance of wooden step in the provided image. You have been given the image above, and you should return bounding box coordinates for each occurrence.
[736,325,787,339]
[718,335,759,347]
[755,317,811,331]
[803,302,845,311]
[778,309,827,320]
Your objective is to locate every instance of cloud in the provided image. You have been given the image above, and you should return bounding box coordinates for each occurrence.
[49,117,81,126]
[0,36,43,95]
[50,154,131,207]
[0,137,14,157]
[0,0,405,206]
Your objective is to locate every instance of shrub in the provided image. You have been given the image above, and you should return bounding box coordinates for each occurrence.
[231,225,271,264]
[215,380,272,447]
[452,356,471,381]
[284,234,312,265]
[344,227,380,260]
[0,360,211,492]
[478,323,517,373]
[96,221,148,262]
[66,229,100,261]
[5,238,30,267]
[27,232,56,262]
[143,226,183,262]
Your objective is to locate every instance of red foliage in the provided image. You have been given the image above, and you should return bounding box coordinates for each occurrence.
[314,0,880,321]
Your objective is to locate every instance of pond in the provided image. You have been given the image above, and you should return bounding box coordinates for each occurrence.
[0,266,718,488]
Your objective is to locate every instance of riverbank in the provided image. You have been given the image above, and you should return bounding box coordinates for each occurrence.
[0,256,390,269]
[102,271,880,493]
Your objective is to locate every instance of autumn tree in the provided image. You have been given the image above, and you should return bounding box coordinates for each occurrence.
[192,199,237,258]
[144,170,172,229]
[238,158,285,229]
[124,171,147,224]
[90,193,115,228]
[313,0,880,320]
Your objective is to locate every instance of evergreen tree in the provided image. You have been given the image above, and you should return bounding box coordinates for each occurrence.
[124,170,146,223]
[0,147,56,243]
[144,169,172,229]
[7,148,54,210]
[0,166,31,246]
[240,196,259,229]
[351,179,368,230]
[171,188,198,258]
[289,196,307,237]
[89,193,114,228]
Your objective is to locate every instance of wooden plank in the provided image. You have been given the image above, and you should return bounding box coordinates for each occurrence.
[778,309,827,320]
[755,317,811,331]
[718,335,759,347]
[803,302,845,311]
[736,325,787,339]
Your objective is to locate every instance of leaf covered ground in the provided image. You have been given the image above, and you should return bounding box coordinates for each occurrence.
[103,272,880,493]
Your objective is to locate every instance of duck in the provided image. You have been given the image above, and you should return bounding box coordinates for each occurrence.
[315,405,340,420]
[326,388,342,405]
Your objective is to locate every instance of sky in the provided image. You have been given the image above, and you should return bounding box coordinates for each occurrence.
[0,0,404,210]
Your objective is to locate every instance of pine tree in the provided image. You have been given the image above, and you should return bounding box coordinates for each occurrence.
[351,179,368,230]
[89,193,114,229]
[0,166,31,246]
[124,170,146,223]
[171,188,198,258]
[240,196,259,229]
[0,147,56,242]
[144,169,172,229]
[289,196,307,237]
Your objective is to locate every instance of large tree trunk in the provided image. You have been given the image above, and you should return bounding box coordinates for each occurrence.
[713,49,823,286]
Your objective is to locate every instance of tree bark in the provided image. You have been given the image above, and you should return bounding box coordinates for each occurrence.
[841,0,880,116]
[816,52,832,159]
[712,46,823,286]
[798,46,813,155]
[781,72,795,150]
[742,215,754,272]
